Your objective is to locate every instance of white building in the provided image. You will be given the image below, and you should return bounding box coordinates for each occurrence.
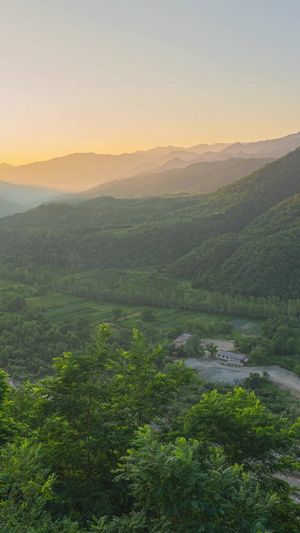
[216,350,248,366]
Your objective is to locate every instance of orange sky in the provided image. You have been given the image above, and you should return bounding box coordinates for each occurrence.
[1,1,300,166]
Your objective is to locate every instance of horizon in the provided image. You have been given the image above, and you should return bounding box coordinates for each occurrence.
[1,129,300,167]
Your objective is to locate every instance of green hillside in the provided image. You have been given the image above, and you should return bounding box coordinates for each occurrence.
[0,148,300,299]
[174,194,300,298]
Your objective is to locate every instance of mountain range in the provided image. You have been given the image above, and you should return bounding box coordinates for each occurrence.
[0,132,299,193]
[78,157,274,199]
[1,146,300,299]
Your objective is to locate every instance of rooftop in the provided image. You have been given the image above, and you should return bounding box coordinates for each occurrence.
[173,333,192,346]
[217,350,248,362]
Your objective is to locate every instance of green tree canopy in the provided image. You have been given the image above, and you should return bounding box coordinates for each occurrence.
[97,428,275,533]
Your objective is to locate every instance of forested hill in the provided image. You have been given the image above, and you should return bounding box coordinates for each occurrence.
[171,149,300,298]
[172,193,300,298]
[0,148,300,298]
[208,147,300,217]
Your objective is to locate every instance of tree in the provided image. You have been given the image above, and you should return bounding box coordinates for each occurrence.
[204,342,218,357]
[0,369,18,445]
[18,326,193,523]
[112,307,123,322]
[107,329,193,427]
[134,320,144,331]
[184,335,204,358]
[24,309,36,321]
[2,294,26,312]
[0,439,82,532]
[97,428,275,533]
[28,325,116,520]
[140,308,155,322]
[234,336,258,354]
[183,388,300,532]
[184,388,300,464]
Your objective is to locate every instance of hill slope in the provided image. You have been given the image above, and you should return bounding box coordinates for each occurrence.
[1,148,300,299]
[78,157,274,199]
[0,195,17,217]
[172,194,300,298]
[171,149,300,297]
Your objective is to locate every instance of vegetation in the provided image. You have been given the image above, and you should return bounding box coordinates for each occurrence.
[1,325,300,532]
[0,282,233,381]
[1,148,300,529]
[1,149,300,303]
[234,315,300,373]
[2,268,300,380]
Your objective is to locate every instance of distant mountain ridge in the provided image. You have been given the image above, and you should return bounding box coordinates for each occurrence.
[0,132,299,192]
[78,157,274,199]
[0,145,230,192]
[219,131,300,158]
[1,147,300,298]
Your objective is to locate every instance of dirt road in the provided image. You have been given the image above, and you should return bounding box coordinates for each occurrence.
[202,338,235,351]
[184,358,300,397]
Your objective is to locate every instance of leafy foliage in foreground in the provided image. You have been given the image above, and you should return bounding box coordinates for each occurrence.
[8,326,193,523]
[0,440,82,532]
[98,429,275,533]
[0,325,300,531]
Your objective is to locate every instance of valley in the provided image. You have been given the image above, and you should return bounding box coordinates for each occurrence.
[1,142,300,532]
[1,146,300,384]
[3,1,300,529]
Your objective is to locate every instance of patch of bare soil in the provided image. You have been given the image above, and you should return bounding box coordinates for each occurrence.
[183,358,300,398]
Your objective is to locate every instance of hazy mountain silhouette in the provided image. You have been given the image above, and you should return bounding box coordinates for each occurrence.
[0,181,61,217]
[0,145,229,191]
[77,157,274,199]
[127,150,202,177]
[2,147,300,298]
[0,132,299,192]
[213,131,300,159]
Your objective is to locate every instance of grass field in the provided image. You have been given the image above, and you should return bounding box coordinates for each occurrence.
[0,277,261,342]
[43,302,198,326]
[42,298,235,340]
[44,302,121,323]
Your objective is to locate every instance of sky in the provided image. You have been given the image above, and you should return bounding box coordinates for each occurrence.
[1,0,300,164]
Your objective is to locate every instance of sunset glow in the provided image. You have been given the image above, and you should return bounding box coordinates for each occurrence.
[1,0,300,167]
